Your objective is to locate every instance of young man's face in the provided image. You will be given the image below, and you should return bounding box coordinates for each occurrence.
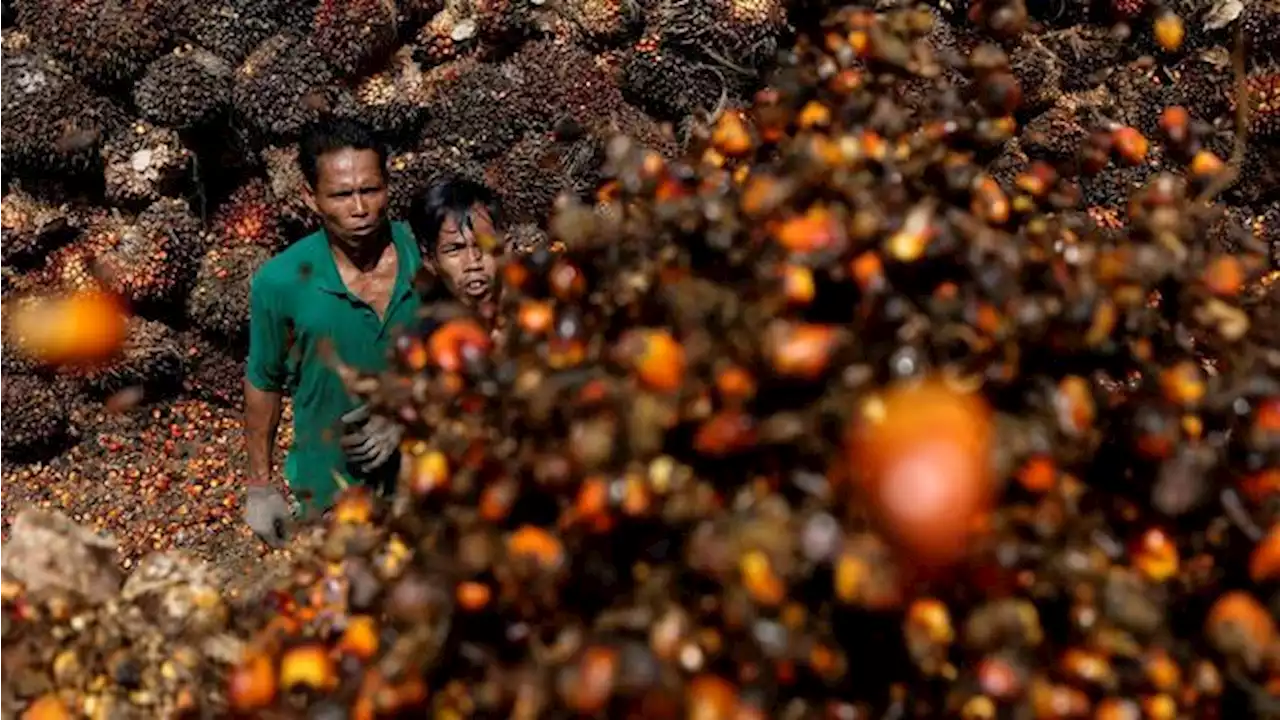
[303,148,390,253]
[431,205,499,313]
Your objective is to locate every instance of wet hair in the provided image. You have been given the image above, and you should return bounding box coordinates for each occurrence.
[408,176,506,258]
[298,116,388,187]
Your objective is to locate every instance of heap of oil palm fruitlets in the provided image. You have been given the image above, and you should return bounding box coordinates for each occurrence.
[7,2,1279,718]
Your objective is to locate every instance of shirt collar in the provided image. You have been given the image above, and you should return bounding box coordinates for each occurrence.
[311,222,418,301]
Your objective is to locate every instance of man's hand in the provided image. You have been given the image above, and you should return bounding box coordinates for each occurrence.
[341,404,404,472]
[244,486,292,547]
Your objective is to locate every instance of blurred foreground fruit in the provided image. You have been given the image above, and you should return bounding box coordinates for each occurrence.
[7,290,128,366]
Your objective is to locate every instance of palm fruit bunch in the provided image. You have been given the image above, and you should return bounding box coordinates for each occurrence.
[1,374,71,463]
[1,31,125,177]
[100,120,192,208]
[387,143,487,218]
[186,244,273,347]
[184,5,1277,719]
[232,32,342,143]
[648,0,790,71]
[12,0,174,88]
[0,187,79,268]
[132,46,234,131]
[310,0,399,77]
[485,131,604,222]
[66,316,185,401]
[176,330,246,408]
[261,143,321,239]
[209,178,286,253]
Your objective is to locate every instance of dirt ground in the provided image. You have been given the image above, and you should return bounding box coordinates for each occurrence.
[0,397,300,599]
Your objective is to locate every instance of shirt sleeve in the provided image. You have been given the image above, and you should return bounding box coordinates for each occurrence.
[245,272,289,392]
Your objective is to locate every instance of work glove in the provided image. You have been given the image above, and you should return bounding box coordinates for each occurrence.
[244,485,292,548]
[341,403,404,472]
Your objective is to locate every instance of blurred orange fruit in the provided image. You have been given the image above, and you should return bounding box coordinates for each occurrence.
[848,379,995,567]
[9,290,128,366]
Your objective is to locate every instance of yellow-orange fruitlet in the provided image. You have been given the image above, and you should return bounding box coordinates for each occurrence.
[9,290,129,366]
[849,379,995,567]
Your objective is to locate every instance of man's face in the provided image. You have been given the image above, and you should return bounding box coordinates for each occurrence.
[303,148,390,252]
[431,206,499,312]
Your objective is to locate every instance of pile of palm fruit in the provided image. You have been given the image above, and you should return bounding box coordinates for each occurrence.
[5,0,1280,717]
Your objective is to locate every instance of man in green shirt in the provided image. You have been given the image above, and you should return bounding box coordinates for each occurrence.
[243,117,420,546]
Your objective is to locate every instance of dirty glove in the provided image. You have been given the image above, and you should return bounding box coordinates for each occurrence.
[340,404,404,472]
[244,486,292,548]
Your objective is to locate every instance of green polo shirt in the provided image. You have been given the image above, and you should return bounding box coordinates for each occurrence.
[246,222,421,513]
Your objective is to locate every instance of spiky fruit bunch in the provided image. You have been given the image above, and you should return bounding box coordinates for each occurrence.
[1,188,78,268]
[387,144,486,219]
[588,101,678,157]
[101,121,192,208]
[262,144,320,238]
[187,244,272,345]
[562,0,637,41]
[2,374,70,463]
[183,0,282,64]
[1245,72,1280,139]
[335,46,431,142]
[1110,0,1147,19]
[176,330,244,408]
[505,40,628,132]
[1,35,124,176]
[14,0,173,87]
[414,6,477,66]
[78,199,202,307]
[133,46,234,130]
[232,33,342,142]
[1242,0,1279,61]
[622,34,729,121]
[419,60,536,160]
[311,0,398,77]
[69,316,184,400]
[485,132,603,223]
[505,222,549,254]
[650,0,787,70]
[211,179,285,252]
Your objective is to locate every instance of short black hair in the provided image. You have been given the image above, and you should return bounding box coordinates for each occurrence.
[408,176,506,258]
[297,116,388,187]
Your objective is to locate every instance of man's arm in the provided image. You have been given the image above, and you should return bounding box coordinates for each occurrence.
[244,271,290,487]
[244,381,282,487]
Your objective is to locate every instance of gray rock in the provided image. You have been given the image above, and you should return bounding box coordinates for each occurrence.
[1,510,123,604]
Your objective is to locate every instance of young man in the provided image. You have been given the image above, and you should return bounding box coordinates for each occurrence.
[243,117,421,546]
[406,177,505,325]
